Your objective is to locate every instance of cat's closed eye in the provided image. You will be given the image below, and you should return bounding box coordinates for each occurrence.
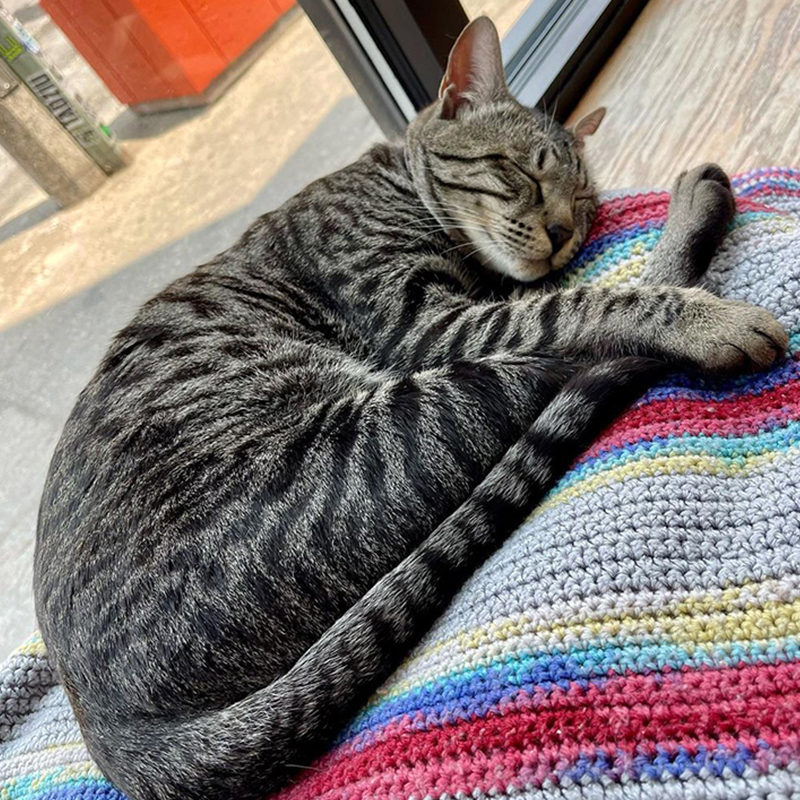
[505,162,543,203]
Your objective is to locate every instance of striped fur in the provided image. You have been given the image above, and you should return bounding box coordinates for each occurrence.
[32,17,786,800]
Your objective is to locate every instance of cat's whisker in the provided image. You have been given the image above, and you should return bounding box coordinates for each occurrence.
[380,212,492,247]
[435,237,484,260]
[386,208,483,229]
[399,210,507,238]
[387,218,482,241]
[389,198,511,226]
[436,223,500,257]
[374,215,472,235]
[547,97,560,139]
[457,244,489,264]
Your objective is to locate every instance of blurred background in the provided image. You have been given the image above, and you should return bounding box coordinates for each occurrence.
[0,0,798,657]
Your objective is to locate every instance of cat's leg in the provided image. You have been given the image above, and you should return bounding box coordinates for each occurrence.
[392,283,786,374]
[520,284,788,373]
[562,285,788,372]
[640,163,736,288]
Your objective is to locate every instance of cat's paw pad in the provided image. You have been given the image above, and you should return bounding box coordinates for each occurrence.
[691,300,788,373]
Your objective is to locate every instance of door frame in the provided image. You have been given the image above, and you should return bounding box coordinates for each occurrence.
[299,0,649,137]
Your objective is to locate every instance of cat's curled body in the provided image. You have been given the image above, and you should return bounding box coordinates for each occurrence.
[34,17,787,800]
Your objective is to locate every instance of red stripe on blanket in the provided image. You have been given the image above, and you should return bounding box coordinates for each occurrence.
[585,194,779,244]
[581,376,800,458]
[276,662,800,800]
[586,192,669,242]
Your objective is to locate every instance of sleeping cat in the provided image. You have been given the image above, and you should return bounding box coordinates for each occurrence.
[34,16,787,800]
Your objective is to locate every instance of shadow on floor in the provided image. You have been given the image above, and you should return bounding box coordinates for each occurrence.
[111,106,207,141]
[14,4,44,24]
[0,198,60,244]
[0,93,381,658]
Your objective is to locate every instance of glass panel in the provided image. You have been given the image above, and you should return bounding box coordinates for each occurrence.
[460,0,542,37]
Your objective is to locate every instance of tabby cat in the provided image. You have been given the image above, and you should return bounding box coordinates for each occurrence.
[34,16,787,800]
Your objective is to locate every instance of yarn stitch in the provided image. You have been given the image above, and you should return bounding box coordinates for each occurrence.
[2,167,799,800]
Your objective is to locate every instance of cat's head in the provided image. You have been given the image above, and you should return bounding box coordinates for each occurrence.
[406,16,605,283]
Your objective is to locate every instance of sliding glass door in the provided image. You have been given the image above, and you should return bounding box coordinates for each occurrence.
[298,0,649,137]
[504,0,648,111]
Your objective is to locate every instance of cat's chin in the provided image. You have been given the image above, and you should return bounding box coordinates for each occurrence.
[486,252,553,283]
[455,232,553,283]
[515,258,555,283]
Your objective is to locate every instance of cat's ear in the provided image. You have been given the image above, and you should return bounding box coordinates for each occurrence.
[570,107,606,146]
[439,17,507,120]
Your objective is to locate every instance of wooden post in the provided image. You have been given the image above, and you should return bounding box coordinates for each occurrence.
[0,7,128,206]
[0,59,107,206]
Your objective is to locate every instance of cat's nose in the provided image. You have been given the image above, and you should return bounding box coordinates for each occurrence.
[546,224,573,253]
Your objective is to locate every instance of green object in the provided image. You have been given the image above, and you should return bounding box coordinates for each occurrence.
[0,7,126,174]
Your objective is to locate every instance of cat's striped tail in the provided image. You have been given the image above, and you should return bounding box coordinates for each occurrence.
[92,357,661,800]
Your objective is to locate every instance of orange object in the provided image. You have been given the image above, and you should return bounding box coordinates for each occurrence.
[40,0,295,107]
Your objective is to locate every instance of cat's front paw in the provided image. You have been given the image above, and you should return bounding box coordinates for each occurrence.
[643,164,736,288]
[675,162,735,231]
[681,297,788,373]
[669,163,736,274]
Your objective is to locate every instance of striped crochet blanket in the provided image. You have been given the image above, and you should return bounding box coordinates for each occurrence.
[2,168,800,800]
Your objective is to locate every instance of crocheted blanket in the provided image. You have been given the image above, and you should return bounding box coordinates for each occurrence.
[2,168,800,800]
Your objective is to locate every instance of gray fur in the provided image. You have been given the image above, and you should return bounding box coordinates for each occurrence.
[32,16,786,800]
